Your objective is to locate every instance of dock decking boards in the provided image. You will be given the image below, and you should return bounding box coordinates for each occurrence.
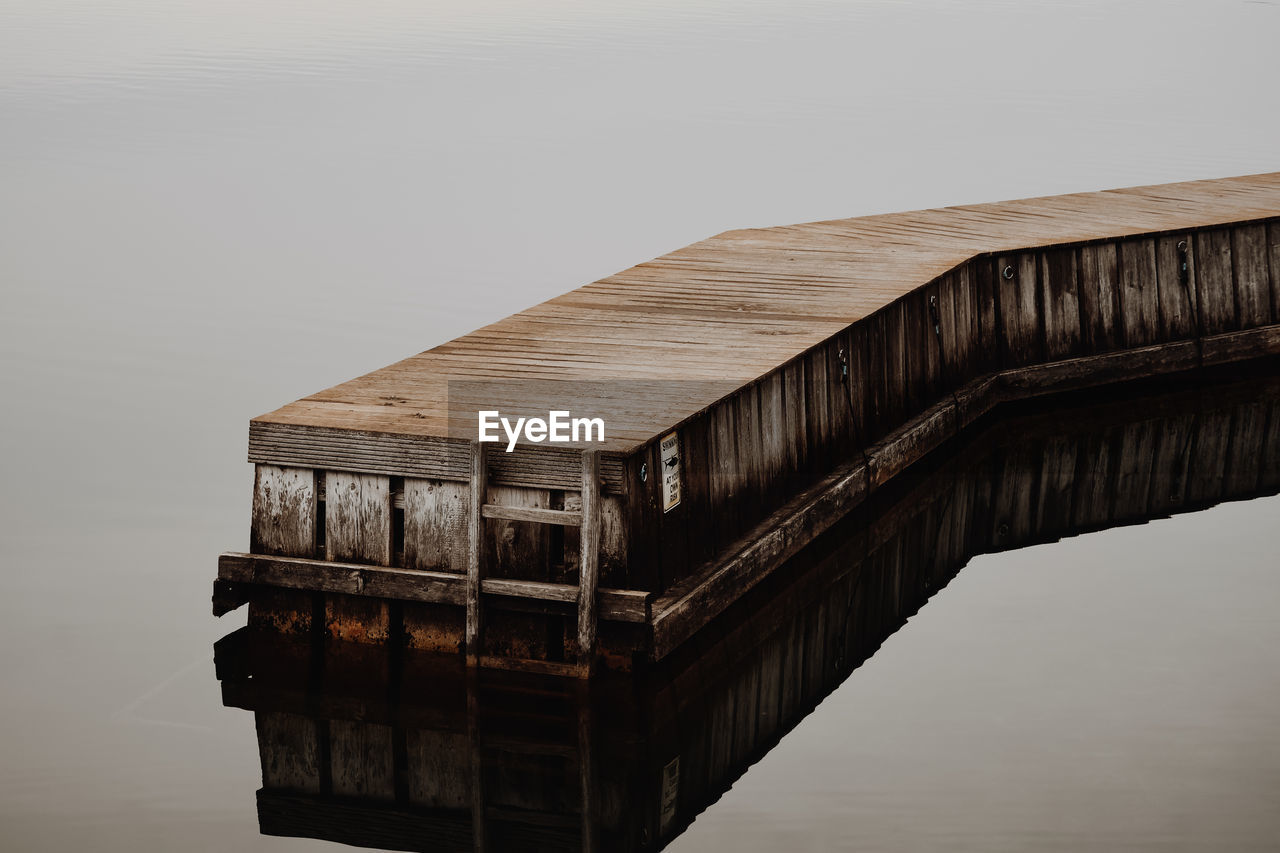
[220,173,1280,673]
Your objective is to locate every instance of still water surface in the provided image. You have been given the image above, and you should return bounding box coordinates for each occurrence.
[2,1,1279,850]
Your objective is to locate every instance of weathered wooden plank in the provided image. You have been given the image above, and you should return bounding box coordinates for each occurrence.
[976,257,1000,373]
[466,442,486,662]
[252,465,317,558]
[1119,238,1160,348]
[1154,234,1198,341]
[480,504,582,526]
[220,553,649,621]
[1201,325,1280,366]
[1270,222,1280,322]
[995,252,1041,366]
[1078,242,1122,354]
[403,478,467,572]
[1233,223,1273,329]
[1195,228,1237,335]
[578,450,601,671]
[865,399,957,490]
[485,486,552,581]
[1039,246,1081,361]
[325,472,392,566]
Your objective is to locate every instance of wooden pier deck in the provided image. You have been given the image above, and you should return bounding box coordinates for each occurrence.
[217,172,1280,675]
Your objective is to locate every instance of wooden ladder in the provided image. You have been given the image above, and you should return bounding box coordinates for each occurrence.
[466,441,602,676]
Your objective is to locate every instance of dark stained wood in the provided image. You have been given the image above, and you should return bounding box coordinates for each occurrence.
[578,450,602,670]
[1233,223,1273,329]
[1195,228,1237,335]
[481,504,582,526]
[1039,246,1082,361]
[1119,238,1160,347]
[1078,242,1123,353]
[222,553,648,622]
[996,251,1042,367]
[467,442,486,662]
[1155,234,1198,341]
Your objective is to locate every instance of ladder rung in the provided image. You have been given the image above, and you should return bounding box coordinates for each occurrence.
[480,504,583,526]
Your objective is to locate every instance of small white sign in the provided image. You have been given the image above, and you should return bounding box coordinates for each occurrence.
[660,431,681,512]
[659,756,680,833]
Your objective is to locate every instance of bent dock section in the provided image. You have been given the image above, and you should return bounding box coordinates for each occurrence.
[215,173,1280,675]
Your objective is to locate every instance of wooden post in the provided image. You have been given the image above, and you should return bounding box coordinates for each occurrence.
[466,441,486,667]
[577,450,601,675]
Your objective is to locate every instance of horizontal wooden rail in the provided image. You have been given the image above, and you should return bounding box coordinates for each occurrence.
[218,552,649,623]
[479,504,583,526]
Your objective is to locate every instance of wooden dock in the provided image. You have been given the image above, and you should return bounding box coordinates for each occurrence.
[216,368,1280,851]
[216,173,1280,675]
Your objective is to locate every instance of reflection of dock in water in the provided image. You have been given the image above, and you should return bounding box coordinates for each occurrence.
[216,368,1280,852]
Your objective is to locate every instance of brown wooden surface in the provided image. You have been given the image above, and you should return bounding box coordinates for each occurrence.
[252,174,1280,454]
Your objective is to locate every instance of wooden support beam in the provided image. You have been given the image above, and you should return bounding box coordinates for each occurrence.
[466,441,486,666]
[577,450,601,675]
[216,553,650,622]
[479,504,583,526]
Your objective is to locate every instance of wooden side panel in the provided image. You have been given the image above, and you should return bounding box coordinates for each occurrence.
[598,494,630,587]
[805,344,833,473]
[782,359,809,483]
[1195,228,1236,335]
[252,465,317,558]
[708,400,739,560]
[679,414,714,573]
[325,472,392,566]
[1119,238,1160,348]
[864,312,888,441]
[996,252,1042,367]
[1155,234,1198,341]
[403,478,467,573]
[1270,222,1280,323]
[976,258,1001,374]
[1040,246,1081,361]
[624,444,660,595]
[902,291,930,416]
[736,382,766,532]
[759,371,789,500]
[1078,243,1122,354]
[882,302,909,431]
[486,485,551,581]
[328,719,396,800]
[1233,223,1273,330]
[257,711,321,793]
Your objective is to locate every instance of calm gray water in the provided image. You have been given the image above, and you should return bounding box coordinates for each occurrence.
[2,1,1278,850]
